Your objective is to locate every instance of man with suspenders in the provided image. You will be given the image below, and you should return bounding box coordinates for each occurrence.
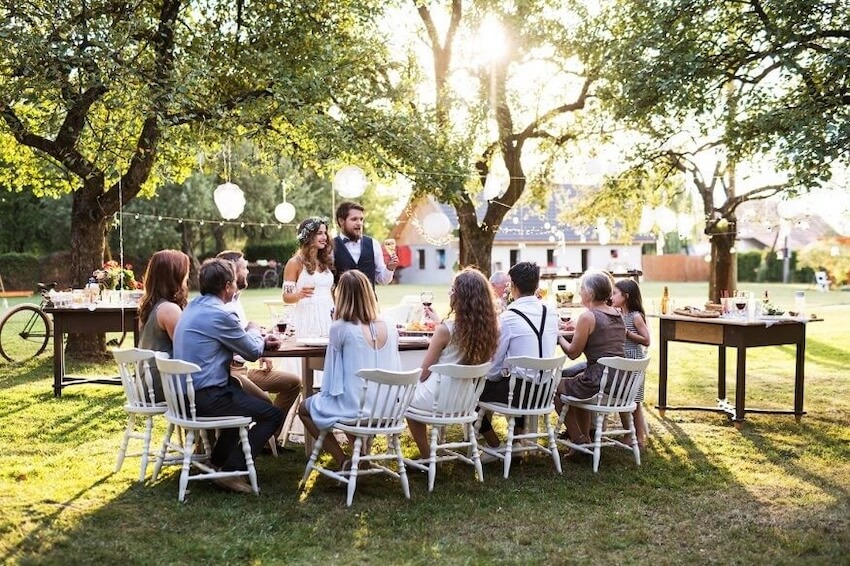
[478,262,559,451]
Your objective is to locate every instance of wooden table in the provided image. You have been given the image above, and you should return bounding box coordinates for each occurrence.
[45,305,140,397]
[655,314,818,427]
[264,336,430,454]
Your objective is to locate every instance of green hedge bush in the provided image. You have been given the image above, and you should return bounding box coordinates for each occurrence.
[244,240,299,264]
[0,253,42,291]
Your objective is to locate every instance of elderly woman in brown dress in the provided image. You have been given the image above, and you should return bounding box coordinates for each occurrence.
[555,271,625,448]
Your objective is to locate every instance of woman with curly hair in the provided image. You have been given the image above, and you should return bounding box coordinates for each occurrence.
[282,217,335,340]
[137,249,190,401]
[406,267,500,457]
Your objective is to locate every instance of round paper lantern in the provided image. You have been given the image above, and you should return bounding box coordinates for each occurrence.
[482,170,506,200]
[214,182,245,220]
[333,165,368,199]
[638,206,655,233]
[422,211,452,239]
[274,202,296,223]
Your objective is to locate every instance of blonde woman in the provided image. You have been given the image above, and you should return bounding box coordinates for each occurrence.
[282,217,335,339]
[406,267,500,457]
[298,270,401,468]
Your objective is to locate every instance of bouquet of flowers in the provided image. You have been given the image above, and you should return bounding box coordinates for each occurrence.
[93,260,143,290]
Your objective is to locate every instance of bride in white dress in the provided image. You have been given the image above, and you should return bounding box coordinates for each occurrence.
[282,217,335,340]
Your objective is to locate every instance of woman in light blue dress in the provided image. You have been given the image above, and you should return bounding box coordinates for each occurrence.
[299,270,401,468]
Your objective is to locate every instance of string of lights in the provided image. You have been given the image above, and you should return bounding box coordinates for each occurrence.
[117,211,297,229]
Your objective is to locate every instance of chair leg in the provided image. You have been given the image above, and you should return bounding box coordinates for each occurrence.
[393,433,411,500]
[301,430,327,485]
[152,422,175,482]
[503,417,515,479]
[592,413,604,473]
[626,412,641,466]
[546,419,562,475]
[178,429,195,503]
[347,436,363,507]
[468,423,483,482]
[278,392,301,446]
[428,426,439,492]
[239,426,259,494]
[139,415,155,482]
[115,413,135,474]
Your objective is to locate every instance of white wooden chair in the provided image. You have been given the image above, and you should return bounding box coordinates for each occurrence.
[404,362,492,491]
[152,356,259,502]
[476,355,566,479]
[301,367,421,506]
[556,356,651,472]
[113,348,166,482]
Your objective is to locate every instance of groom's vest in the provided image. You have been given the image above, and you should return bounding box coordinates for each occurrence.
[333,235,376,286]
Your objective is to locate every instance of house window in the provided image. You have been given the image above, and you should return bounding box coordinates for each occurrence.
[436,249,446,269]
[581,248,589,272]
[546,249,555,267]
[417,249,426,270]
[510,249,519,267]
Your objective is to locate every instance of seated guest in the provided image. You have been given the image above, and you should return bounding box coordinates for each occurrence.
[556,270,626,450]
[298,270,401,469]
[173,258,284,493]
[406,267,500,457]
[217,250,301,429]
[137,249,190,402]
[479,262,559,450]
[489,270,510,313]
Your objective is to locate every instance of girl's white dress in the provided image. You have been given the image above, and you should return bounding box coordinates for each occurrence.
[304,320,401,430]
[290,268,335,340]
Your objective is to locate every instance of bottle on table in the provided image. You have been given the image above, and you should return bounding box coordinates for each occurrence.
[660,286,670,315]
[85,277,100,306]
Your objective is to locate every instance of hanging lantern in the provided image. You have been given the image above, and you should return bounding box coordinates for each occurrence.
[482,169,507,200]
[333,165,368,199]
[638,206,655,233]
[274,202,296,223]
[677,212,695,237]
[422,211,452,239]
[214,182,245,220]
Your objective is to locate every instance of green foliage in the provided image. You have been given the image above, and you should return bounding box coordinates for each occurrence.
[244,241,298,264]
[737,252,762,283]
[798,238,850,285]
[0,252,40,290]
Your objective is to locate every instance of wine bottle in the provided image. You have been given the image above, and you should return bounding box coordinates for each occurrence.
[660,286,670,315]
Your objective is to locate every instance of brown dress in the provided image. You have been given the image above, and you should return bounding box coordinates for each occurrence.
[561,309,626,399]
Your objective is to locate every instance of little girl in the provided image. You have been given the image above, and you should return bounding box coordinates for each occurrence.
[611,279,651,448]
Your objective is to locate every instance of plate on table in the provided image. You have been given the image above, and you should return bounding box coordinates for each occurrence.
[296,337,329,347]
[399,330,435,337]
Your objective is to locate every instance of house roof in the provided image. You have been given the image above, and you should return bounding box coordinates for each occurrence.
[737,200,836,250]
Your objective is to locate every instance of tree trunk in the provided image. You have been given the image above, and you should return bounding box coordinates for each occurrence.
[65,184,109,358]
[708,223,737,303]
[458,221,495,277]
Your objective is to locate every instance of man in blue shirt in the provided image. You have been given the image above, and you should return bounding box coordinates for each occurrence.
[174,258,284,493]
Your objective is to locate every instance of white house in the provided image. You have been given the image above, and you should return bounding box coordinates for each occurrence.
[389,188,650,285]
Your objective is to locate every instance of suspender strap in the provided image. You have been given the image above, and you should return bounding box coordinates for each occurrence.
[508,306,547,357]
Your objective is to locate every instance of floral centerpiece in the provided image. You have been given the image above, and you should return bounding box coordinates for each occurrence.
[93,260,143,291]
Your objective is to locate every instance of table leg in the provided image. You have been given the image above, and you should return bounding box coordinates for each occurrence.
[734,345,747,427]
[717,346,726,402]
[53,321,64,397]
[794,334,806,423]
[301,357,314,456]
[657,330,668,418]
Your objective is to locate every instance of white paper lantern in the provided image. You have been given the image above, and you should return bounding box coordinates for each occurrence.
[482,170,507,200]
[638,206,655,233]
[274,202,296,223]
[422,211,452,239]
[677,212,695,236]
[214,182,245,220]
[333,165,368,199]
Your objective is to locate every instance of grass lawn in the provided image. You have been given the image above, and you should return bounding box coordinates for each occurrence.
[1,282,849,564]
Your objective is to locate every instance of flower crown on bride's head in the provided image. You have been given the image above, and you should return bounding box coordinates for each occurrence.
[297,216,328,245]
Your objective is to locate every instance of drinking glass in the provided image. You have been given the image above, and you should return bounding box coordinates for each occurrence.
[420,291,434,307]
[734,292,748,318]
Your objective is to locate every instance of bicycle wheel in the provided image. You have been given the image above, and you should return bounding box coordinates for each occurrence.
[0,304,51,362]
[262,268,279,288]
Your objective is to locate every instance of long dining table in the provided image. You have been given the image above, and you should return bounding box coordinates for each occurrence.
[263,335,431,454]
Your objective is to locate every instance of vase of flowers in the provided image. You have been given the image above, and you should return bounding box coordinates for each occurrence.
[93,260,143,291]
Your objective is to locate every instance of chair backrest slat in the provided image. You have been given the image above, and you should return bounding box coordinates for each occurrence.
[422,362,491,418]
[505,355,566,411]
[594,356,651,407]
[155,355,203,422]
[352,368,421,428]
[113,348,159,408]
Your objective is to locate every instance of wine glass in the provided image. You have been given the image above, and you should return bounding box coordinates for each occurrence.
[420,291,434,307]
[734,292,748,318]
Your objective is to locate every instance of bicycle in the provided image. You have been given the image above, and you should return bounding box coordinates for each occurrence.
[0,282,56,362]
[0,282,128,362]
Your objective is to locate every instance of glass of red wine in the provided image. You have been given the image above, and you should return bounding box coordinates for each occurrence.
[420,291,434,308]
[734,292,748,318]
